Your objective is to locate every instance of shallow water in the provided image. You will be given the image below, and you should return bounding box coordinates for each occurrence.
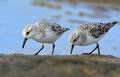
[0,0,120,57]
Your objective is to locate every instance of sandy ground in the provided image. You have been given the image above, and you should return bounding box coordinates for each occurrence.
[33,0,120,6]
[0,54,120,77]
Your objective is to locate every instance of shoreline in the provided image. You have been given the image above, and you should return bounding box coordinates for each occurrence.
[0,54,120,77]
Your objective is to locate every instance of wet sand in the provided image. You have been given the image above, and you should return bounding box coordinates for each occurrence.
[0,54,120,77]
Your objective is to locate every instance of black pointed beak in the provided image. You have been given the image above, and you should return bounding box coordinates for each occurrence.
[22,38,28,48]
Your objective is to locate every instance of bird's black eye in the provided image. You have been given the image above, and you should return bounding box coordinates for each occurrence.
[26,31,30,35]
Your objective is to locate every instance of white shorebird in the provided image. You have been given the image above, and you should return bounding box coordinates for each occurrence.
[22,21,69,55]
[69,21,118,55]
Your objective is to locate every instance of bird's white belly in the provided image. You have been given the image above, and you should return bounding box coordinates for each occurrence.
[40,35,60,43]
[83,34,105,46]
[75,34,105,46]
[33,32,61,43]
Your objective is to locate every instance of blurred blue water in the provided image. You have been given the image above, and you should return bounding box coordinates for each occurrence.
[0,0,120,57]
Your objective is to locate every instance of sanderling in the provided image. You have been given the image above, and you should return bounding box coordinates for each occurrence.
[22,21,69,55]
[69,21,118,55]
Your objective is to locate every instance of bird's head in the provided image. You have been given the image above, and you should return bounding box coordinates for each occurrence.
[22,24,35,48]
[69,32,79,44]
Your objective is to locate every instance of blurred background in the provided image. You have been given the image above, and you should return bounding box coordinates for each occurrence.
[0,0,120,57]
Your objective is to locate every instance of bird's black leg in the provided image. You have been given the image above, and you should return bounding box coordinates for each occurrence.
[34,44,44,55]
[97,43,100,55]
[70,44,74,54]
[52,43,55,55]
[89,43,100,54]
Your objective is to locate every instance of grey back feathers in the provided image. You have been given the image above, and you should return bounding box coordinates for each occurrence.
[34,21,70,35]
[79,21,118,38]
[51,24,69,34]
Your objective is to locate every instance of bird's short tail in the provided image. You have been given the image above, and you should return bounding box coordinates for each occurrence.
[111,21,118,26]
[105,21,118,29]
[66,28,70,31]
[64,28,70,32]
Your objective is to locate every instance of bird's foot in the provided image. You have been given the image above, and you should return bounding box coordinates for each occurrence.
[82,53,92,55]
[34,53,39,55]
